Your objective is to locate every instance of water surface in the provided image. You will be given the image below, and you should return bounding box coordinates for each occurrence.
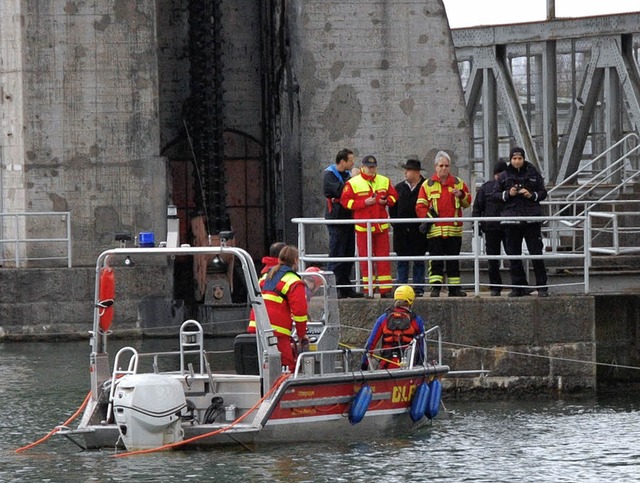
[2,342,639,482]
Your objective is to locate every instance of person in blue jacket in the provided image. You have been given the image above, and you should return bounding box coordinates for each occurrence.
[323,148,364,299]
[361,285,426,370]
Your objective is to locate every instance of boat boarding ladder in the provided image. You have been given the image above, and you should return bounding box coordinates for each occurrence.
[106,346,139,423]
[180,319,206,375]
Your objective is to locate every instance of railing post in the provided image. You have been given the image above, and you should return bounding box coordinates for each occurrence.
[14,213,20,268]
[584,213,591,294]
[297,220,306,271]
[66,213,72,267]
[366,222,373,297]
[473,219,481,296]
[613,215,620,255]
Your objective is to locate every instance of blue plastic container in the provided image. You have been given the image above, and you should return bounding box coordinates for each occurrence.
[139,232,155,247]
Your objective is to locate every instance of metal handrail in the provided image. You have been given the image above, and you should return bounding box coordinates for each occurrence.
[548,132,639,197]
[291,325,444,377]
[546,133,640,223]
[0,211,72,267]
[292,213,640,297]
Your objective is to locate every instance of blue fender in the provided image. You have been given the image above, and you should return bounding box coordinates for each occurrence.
[425,379,442,420]
[349,385,373,425]
[409,381,430,422]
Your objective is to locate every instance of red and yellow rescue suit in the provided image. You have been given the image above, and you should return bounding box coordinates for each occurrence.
[416,175,471,287]
[361,307,426,369]
[246,255,281,333]
[340,172,398,295]
[248,266,308,370]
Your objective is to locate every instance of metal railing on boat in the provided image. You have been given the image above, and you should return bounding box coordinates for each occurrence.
[292,326,444,377]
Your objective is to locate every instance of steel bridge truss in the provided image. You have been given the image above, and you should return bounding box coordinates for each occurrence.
[452,13,640,185]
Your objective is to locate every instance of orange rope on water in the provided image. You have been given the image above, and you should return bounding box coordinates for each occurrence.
[15,391,92,453]
[113,373,292,458]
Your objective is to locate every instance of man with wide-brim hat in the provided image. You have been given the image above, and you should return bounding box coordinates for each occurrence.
[390,159,428,296]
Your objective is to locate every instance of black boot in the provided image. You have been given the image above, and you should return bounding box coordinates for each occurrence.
[430,286,441,298]
[448,286,467,297]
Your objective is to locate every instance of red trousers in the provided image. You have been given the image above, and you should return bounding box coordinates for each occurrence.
[356,230,392,294]
[276,335,296,370]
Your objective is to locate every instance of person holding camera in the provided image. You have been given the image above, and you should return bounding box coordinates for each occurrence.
[341,155,398,298]
[494,146,549,297]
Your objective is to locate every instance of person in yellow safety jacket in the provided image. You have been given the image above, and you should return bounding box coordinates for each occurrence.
[247,241,285,334]
[257,245,309,371]
[340,155,398,298]
[416,150,471,298]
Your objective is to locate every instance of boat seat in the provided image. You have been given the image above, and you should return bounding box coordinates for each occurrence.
[234,334,259,375]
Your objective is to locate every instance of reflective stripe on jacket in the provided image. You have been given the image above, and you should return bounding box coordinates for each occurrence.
[260,266,308,338]
[416,175,471,238]
[340,174,398,232]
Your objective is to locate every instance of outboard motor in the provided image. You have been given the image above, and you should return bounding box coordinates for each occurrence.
[113,374,187,451]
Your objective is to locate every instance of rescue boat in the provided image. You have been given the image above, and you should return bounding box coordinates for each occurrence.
[56,245,449,453]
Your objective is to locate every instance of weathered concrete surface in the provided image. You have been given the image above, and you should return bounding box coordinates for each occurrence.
[0,266,171,339]
[339,295,599,398]
[1,1,166,266]
[289,0,471,247]
[1,0,469,264]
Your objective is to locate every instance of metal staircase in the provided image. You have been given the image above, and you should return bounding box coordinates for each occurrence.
[544,133,640,254]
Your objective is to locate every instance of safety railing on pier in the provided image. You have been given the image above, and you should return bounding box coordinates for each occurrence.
[292,212,640,297]
[0,212,72,268]
[543,199,640,253]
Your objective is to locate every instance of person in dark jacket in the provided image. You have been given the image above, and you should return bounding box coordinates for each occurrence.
[323,148,363,299]
[472,161,508,296]
[494,147,549,297]
[390,159,429,296]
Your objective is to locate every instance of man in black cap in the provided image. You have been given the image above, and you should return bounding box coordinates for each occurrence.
[472,161,508,296]
[390,159,428,296]
[494,147,549,297]
[341,155,398,298]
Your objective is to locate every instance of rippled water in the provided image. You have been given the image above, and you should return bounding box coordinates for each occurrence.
[2,341,639,482]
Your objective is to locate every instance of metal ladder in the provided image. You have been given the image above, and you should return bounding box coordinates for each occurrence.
[180,319,206,375]
[105,346,139,423]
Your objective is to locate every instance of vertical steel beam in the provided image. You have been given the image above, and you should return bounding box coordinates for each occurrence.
[543,40,558,181]
[482,69,498,180]
[491,46,540,169]
[557,45,604,182]
[605,67,622,183]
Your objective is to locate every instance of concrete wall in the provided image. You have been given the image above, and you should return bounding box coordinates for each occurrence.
[1,1,168,266]
[289,0,471,246]
[2,0,469,263]
[595,295,640,389]
[0,266,170,339]
[340,296,598,398]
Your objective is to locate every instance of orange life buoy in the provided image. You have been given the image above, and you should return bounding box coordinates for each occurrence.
[98,267,115,332]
